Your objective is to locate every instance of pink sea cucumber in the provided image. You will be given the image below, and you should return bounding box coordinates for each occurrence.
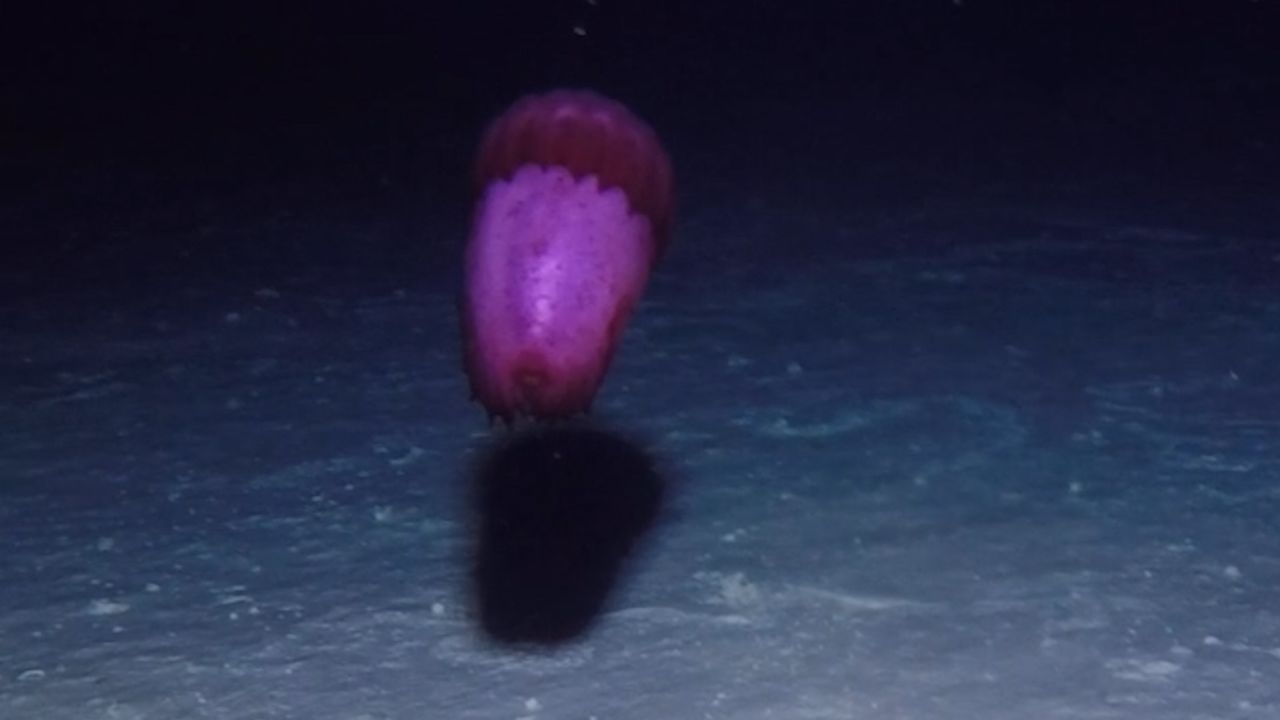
[460,90,674,422]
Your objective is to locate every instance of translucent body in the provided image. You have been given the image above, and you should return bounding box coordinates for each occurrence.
[461,90,674,421]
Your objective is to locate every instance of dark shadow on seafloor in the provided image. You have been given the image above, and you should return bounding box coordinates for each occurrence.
[466,420,667,646]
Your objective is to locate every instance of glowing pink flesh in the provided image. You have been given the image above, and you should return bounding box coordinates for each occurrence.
[460,90,674,422]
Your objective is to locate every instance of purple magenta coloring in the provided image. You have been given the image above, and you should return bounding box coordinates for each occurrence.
[461,90,675,422]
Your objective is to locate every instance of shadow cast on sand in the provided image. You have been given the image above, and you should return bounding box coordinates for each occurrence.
[467,421,667,646]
